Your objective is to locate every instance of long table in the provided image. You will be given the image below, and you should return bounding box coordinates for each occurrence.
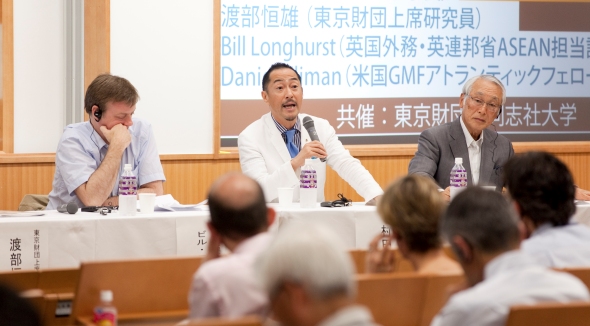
[1,202,589,271]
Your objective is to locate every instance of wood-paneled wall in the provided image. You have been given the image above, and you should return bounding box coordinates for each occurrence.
[1,142,589,210]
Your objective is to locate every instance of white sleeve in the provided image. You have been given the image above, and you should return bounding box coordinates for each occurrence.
[238,128,299,202]
[321,121,383,201]
[188,272,219,319]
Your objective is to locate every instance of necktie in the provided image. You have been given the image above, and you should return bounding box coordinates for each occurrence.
[285,129,299,158]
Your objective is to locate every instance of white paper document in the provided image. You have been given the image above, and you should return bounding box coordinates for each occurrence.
[152,194,207,212]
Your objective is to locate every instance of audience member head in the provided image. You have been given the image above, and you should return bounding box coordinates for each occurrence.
[84,73,139,115]
[257,223,356,326]
[207,172,272,241]
[0,283,42,326]
[441,187,520,286]
[378,175,445,255]
[261,62,302,92]
[503,151,576,230]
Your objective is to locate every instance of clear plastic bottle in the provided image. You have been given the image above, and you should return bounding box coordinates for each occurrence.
[299,158,318,208]
[93,290,117,326]
[118,164,137,216]
[450,157,468,200]
[118,164,137,195]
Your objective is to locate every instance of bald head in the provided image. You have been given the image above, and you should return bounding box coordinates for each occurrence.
[208,173,268,240]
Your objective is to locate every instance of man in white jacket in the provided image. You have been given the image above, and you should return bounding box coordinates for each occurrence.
[238,62,382,203]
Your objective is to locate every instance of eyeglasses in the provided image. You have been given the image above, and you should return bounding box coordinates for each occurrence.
[466,95,502,113]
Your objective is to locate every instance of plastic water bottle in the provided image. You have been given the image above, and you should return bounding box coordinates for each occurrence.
[300,158,318,208]
[118,164,137,216]
[118,164,137,195]
[450,157,468,200]
[93,290,117,326]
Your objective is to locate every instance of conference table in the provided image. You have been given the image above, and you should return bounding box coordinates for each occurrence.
[1,202,590,271]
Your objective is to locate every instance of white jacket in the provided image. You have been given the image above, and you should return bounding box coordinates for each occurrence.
[238,113,383,202]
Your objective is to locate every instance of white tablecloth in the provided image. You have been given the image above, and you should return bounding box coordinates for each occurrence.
[1,203,589,271]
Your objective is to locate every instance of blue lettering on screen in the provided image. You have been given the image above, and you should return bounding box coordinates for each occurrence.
[222,66,342,86]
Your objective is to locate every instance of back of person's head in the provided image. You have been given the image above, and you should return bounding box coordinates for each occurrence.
[261,62,302,92]
[442,187,520,255]
[257,222,355,301]
[503,151,576,227]
[84,74,139,114]
[378,175,445,253]
[0,283,42,326]
[207,172,268,240]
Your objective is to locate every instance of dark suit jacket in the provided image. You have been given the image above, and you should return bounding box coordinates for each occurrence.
[408,117,514,190]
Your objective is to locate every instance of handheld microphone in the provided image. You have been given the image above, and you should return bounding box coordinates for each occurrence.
[302,116,326,162]
[57,201,78,214]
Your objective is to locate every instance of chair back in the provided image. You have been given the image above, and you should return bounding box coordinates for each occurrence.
[0,269,39,292]
[418,274,465,326]
[186,315,263,326]
[348,249,414,274]
[72,256,202,323]
[561,267,590,289]
[18,194,49,211]
[0,267,80,325]
[355,273,428,326]
[505,301,590,326]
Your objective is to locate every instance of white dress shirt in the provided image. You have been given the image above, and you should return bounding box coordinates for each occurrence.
[459,117,483,185]
[522,222,590,268]
[318,305,379,326]
[430,250,590,326]
[188,233,272,319]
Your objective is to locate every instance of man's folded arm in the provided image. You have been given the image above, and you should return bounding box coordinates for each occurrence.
[139,180,164,195]
[74,141,126,207]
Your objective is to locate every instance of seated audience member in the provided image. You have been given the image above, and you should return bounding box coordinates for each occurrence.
[47,74,165,209]
[257,223,378,326]
[238,62,383,204]
[503,151,590,268]
[0,283,42,326]
[431,187,590,326]
[188,172,274,319]
[408,75,514,201]
[367,175,462,275]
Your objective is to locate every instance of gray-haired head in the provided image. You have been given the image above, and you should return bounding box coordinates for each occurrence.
[256,222,356,301]
[441,187,520,254]
[461,75,507,107]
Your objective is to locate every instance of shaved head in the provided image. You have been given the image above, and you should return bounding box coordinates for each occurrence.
[209,173,261,210]
[208,172,268,240]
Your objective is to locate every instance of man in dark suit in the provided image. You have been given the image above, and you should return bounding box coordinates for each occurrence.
[408,75,513,201]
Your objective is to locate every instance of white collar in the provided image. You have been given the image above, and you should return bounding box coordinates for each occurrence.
[484,250,537,280]
[460,116,484,147]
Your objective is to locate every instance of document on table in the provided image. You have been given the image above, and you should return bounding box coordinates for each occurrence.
[0,211,45,217]
[153,194,208,211]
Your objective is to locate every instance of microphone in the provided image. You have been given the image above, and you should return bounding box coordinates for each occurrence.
[57,201,78,214]
[302,116,326,162]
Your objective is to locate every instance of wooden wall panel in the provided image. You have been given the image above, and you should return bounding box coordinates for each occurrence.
[0,163,55,210]
[84,0,110,89]
[161,159,241,205]
[1,148,589,210]
[1,0,14,153]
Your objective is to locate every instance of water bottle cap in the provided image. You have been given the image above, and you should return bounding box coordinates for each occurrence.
[305,158,316,166]
[455,157,463,164]
[124,164,132,171]
[100,290,113,302]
